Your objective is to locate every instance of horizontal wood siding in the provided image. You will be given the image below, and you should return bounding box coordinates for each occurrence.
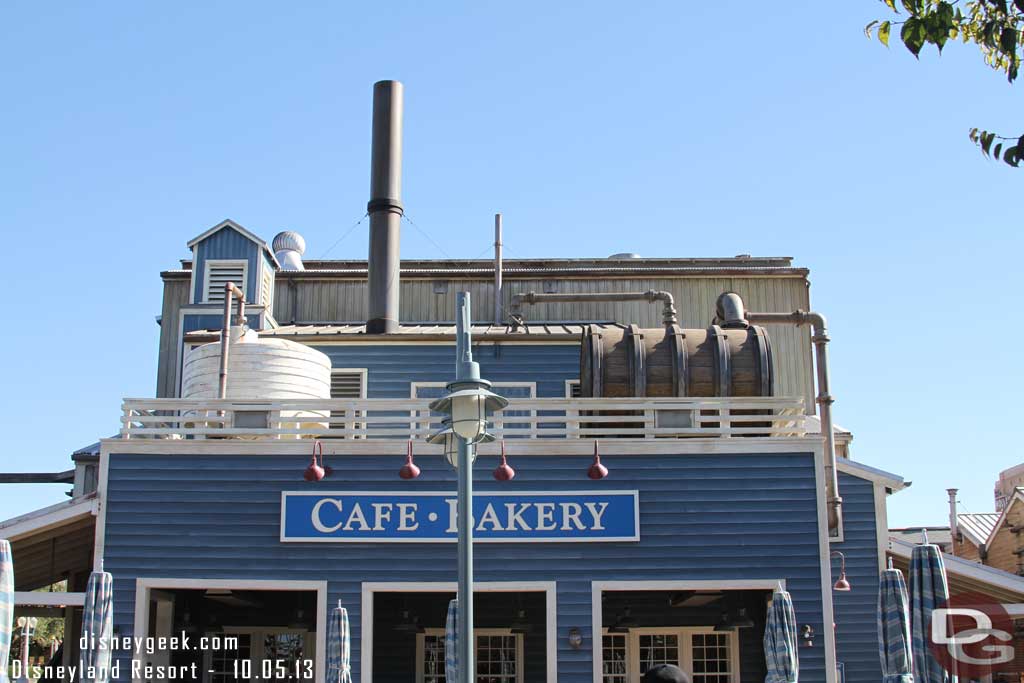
[192,227,261,303]
[830,472,883,683]
[103,451,830,682]
[314,343,580,399]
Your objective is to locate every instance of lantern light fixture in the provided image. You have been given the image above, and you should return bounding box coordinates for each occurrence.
[428,420,496,467]
[429,382,508,443]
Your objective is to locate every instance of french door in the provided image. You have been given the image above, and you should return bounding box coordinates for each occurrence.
[416,629,524,683]
[601,628,739,683]
[205,628,314,683]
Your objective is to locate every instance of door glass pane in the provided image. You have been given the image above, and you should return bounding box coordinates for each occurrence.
[602,634,628,683]
[420,633,519,683]
[208,633,251,683]
[638,633,679,675]
[423,634,447,683]
[692,632,733,683]
[262,633,306,681]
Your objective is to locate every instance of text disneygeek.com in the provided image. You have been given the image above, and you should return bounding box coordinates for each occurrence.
[9,632,315,681]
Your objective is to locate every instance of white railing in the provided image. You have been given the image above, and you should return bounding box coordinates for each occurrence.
[120,397,807,440]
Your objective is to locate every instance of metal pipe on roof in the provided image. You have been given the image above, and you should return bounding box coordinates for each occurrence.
[947,488,959,554]
[509,290,679,327]
[494,214,503,326]
[366,80,404,334]
[744,307,843,536]
[218,282,246,399]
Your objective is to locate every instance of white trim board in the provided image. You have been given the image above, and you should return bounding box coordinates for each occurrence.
[360,581,557,683]
[132,578,327,683]
[0,496,97,541]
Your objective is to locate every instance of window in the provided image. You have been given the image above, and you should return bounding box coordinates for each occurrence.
[638,633,680,676]
[331,369,367,399]
[204,260,248,304]
[601,629,737,683]
[204,629,312,683]
[602,634,628,683]
[565,380,582,398]
[328,369,367,439]
[417,630,523,683]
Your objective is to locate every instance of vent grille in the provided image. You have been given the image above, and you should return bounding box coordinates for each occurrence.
[567,380,582,398]
[260,269,273,307]
[331,371,366,399]
[206,264,246,303]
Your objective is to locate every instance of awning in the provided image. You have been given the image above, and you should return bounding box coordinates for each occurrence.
[0,495,97,592]
[888,537,1024,604]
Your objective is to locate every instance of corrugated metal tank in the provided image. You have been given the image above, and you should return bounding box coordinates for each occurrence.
[182,327,331,434]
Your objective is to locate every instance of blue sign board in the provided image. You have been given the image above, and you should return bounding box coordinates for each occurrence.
[280,490,640,543]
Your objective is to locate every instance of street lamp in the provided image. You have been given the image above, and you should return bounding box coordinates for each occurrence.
[427,292,507,683]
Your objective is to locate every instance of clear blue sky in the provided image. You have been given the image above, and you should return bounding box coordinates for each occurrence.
[0,1,1019,528]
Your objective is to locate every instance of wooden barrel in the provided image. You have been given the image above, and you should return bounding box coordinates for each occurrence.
[579,324,774,398]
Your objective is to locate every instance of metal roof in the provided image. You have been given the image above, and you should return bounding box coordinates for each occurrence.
[957,512,1001,546]
[184,322,623,343]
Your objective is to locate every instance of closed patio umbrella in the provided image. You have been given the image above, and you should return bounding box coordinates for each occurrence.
[80,568,113,683]
[764,588,799,683]
[445,598,458,682]
[878,560,914,683]
[0,541,13,683]
[909,543,952,683]
[326,600,353,683]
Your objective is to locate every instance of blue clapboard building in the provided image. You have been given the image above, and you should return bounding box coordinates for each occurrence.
[0,83,918,683]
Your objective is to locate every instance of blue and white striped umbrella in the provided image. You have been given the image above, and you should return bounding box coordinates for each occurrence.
[0,541,13,683]
[326,601,353,683]
[909,544,953,683]
[80,569,114,683]
[878,564,914,683]
[445,598,458,682]
[764,589,799,683]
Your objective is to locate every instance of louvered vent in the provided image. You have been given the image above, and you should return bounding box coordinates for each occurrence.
[260,270,273,307]
[331,371,366,399]
[568,380,582,398]
[206,264,246,303]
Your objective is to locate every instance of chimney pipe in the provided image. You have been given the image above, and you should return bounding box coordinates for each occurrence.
[494,214,503,325]
[366,80,404,334]
[947,488,959,554]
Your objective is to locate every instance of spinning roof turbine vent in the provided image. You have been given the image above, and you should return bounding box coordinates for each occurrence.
[273,231,306,271]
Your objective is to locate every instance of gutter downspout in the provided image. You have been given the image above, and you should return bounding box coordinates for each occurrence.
[218,281,246,399]
[745,309,843,535]
[509,290,679,327]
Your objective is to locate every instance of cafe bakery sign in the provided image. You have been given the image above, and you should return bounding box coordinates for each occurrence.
[280,491,639,543]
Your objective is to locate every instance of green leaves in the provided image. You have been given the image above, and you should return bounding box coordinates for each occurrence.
[902,17,927,55]
[970,128,1024,167]
[879,20,892,45]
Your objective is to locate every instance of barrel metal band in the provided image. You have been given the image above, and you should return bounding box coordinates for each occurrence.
[710,325,730,398]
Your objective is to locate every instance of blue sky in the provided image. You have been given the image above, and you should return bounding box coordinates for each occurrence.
[0,1,1019,528]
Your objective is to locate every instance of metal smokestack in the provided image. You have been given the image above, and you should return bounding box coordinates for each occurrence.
[367,80,404,334]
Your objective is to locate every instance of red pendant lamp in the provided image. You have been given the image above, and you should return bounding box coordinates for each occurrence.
[588,440,609,479]
[303,440,326,481]
[493,441,515,481]
[399,440,421,480]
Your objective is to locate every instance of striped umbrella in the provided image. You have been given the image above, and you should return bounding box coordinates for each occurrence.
[909,543,952,683]
[326,600,353,683]
[764,589,799,683]
[80,569,114,683]
[0,541,13,683]
[878,562,914,683]
[445,599,458,682]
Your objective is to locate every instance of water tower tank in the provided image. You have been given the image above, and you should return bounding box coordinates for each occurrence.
[182,327,332,436]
